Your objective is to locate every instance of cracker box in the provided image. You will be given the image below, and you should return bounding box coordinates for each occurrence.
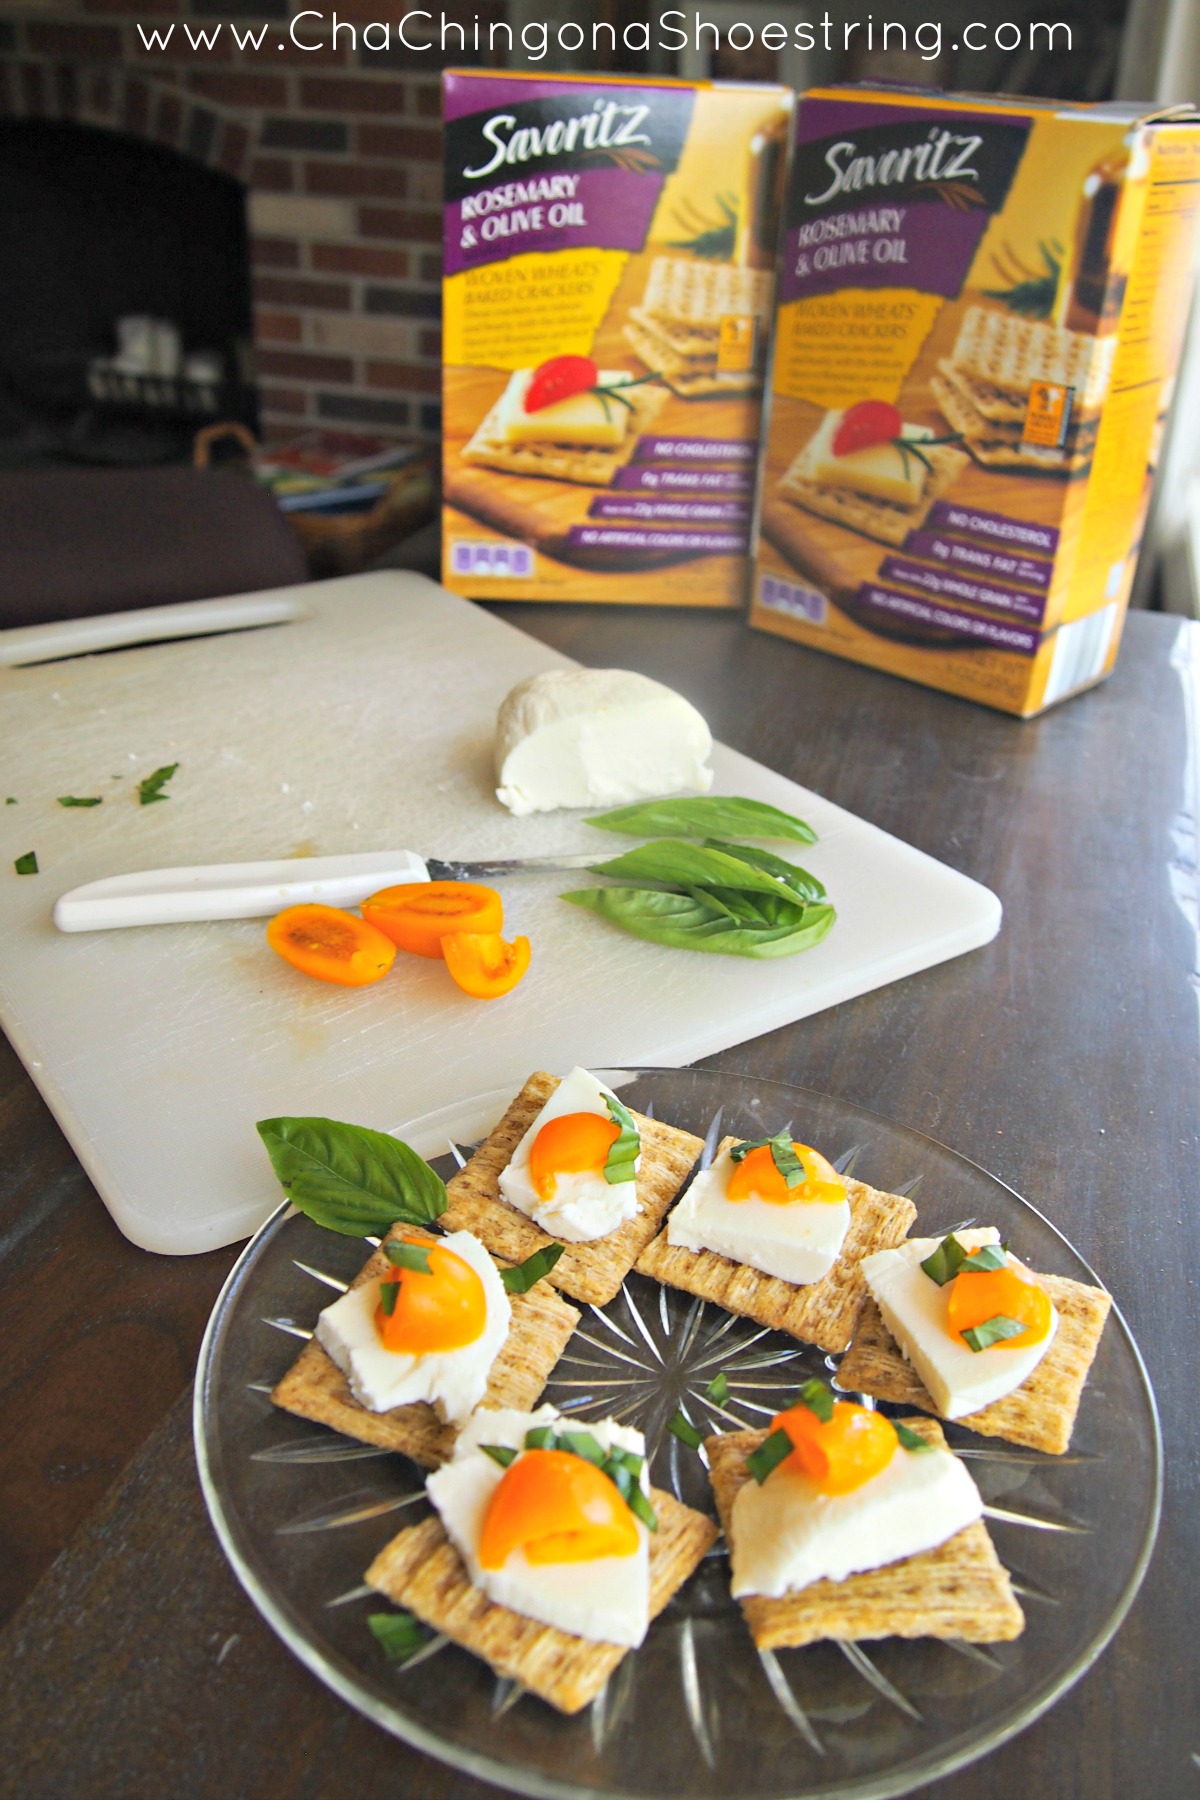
[442,70,793,606]
[750,87,1200,715]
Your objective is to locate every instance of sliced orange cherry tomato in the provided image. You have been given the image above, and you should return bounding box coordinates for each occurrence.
[361,881,504,959]
[946,1260,1053,1349]
[479,1449,639,1568]
[727,1142,845,1206]
[442,930,530,1000]
[529,1113,620,1200]
[771,1399,897,1495]
[374,1235,488,1354]
[266,903,396,987]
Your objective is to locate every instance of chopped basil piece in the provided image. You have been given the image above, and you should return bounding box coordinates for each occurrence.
[585,796,817,845]
[480,1443,518,1469]
[560,1430,606,1466]
[14,851,37,876]
[384,1240,433,1276]
[524,1426,557,1451]
[795,1378,836,1423]
[57,795,102,808]
[602,1093,641,1187]
[746,1427,794,1485]
[705,1372,729,1405]
[961,1243,1010,1273]
[608,1447,644,1478]
[668,1410,703,1451]
[256,1116,448,1237]
[920,1233,970,1286]
[137,762,178,805]
[893,1420,932,1452]
[378,1279,399,1317]
[624,1482,659,1533]
[961,1314,1027,1353]
[368,1611,427,1661]
[500,1241,565,1294]
[4,798,15,805]
[728,1130,805,1188]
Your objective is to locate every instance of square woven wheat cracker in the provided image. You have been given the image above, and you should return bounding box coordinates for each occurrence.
[707,1423,1024,1649]
[460,382,666,487]
[837,1272,1111,1455]
[634,1138,916,1352]
[639,256,772,332]
[936,363,1101,443]
[441,1073,704,1307]
[365,1487,717,1713]
[623,316,761,399]
[628,306,720,359]
[271,1229,580,1466]
[948,304,1116,409]
[931,376,1094,475]
[777,441,969,546]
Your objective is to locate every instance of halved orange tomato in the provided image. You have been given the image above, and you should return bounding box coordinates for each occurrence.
[266,903,396,987]
[441,930,530,999]
[361,881,504,959]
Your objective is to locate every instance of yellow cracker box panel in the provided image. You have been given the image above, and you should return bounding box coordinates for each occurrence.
[442,71,792,605]
[750,88,1200,715]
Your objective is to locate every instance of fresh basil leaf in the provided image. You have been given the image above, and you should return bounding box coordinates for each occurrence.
[893,1420,932,1452]
[368,1611,427,1661]
[796,1378,835,1422]
[586,797,817,845]
[705,1372,729,1404]
[588,841,817,909]
[559,1430,606,1466]
[746,1427,794,1484]
[256,1116,448,1236]
[602,1093,641,1186]
[57,795,102,808]
[384,1240,433,1276]
[702,840,826,901]
[14,851,38,876]
[137,762,179,806]
[668,1410,703,1450]
[920,1232,970,1287]
[960,1314,1027,1353]
[625,1483,659,1532]
[378,1278,399,1317]
[524,1426,558,1451]
[961,1243,1009,1274]
[480,1443,518,1469]
[500,1241,564,1294]
[563,886,835,960]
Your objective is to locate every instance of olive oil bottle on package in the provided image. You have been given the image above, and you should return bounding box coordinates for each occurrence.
[750,87,1200,715]
[442,71,792,606]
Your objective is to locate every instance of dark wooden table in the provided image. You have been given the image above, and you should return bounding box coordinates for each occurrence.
[1,604,1196,1799]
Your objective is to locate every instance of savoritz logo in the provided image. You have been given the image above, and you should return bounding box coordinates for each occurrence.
[464,99,654,180]
[804,127,984,205]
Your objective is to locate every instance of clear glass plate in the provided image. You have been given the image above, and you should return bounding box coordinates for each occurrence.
[194,1069,1161,1800]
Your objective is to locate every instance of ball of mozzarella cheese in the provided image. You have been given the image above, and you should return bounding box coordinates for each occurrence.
[494,668,713,816]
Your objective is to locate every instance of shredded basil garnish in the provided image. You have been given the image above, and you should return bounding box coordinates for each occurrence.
[668,1410,703,1450]
[602,1093,641,1186]
[137,762,178,806]
[57,795,102,808]
[922,1234,1009,1285]
[794,1377,836,1423]
[729,1130,805,1190]
[961,1314,1027,1353]
[480,1443,518,1469]
[893,1420,932,1452]
[368,1611,427,1661]
[500,1241,564,1294]
[746,1427,794,1485]
[705,1372,729,1405]
[384,1240,433,1276]
[378,1279,399,1317]
[14,851,37,876]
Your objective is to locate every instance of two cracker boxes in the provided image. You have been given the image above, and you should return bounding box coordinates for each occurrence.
[441,70,793,606]
[749,86,1200,716]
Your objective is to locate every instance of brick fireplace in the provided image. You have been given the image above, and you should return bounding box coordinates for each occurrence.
[0,7,459,450]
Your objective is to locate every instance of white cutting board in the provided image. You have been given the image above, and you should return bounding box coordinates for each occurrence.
[0,573,999,1254]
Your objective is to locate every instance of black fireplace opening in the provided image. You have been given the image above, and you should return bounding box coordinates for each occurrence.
[0,119,257,469]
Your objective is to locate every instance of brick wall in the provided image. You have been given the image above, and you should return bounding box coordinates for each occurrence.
[0,7,472,447]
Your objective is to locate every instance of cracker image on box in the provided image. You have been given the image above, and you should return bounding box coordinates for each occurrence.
[271,1225,580,1468]
[366,1404,717,1713]
[706,1411,1024,1651]
[442,71,792,604]
[634,1132,916,1353]
[441,1070,704,1308]
[751,85,1200,716]
[838,1228,1112,1456]
[624,256,773,398]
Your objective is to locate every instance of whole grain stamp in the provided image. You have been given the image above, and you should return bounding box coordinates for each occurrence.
[442,71,792,606]
[751,85,1200,716]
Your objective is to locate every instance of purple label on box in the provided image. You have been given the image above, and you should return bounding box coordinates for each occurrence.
[446,169,661,275]
[633,436,757,465]
[614,466,753,494]
[590,496,751,524]
[928,502,1059,557]
[855,584,1040,655]
[566,526,744,554]
[904,530,1054,591]
[880,558,1047,626]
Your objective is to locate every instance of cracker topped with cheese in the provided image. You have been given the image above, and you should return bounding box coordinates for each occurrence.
[778,403,968,546]
[461,366,666,488]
